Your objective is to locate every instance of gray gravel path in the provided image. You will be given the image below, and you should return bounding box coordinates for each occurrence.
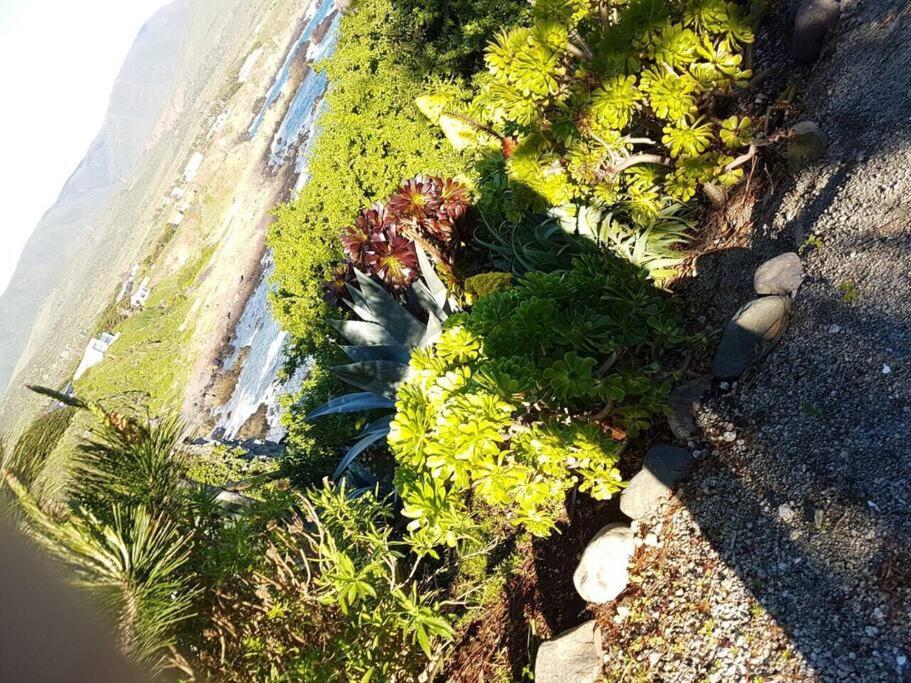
[601,0,911,680]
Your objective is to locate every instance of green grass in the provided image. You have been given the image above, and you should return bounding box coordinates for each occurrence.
[76,248,213,415]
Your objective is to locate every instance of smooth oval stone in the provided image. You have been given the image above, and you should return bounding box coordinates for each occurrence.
[792,0,840,65]
[788,121,828,170]
[572,523,635,604]
[712,296,792,378]
[620,445,695,520]
[754,252,804,295]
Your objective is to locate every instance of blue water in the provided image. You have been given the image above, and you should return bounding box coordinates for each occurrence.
[268,67,328,168]
[246,0,338,139]
[214,0,340,442]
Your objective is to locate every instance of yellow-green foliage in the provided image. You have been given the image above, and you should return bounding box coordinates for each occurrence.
[268,0,470,354]
[389,256,679,551]
[427,0,755,221]
[463,271,513,303]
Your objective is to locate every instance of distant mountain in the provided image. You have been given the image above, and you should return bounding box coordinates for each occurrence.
[0,1,190,395]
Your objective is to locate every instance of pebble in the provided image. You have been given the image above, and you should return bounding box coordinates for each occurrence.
[779,503,797,522]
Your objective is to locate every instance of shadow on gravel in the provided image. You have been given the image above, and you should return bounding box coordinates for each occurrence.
[672,122,911,679]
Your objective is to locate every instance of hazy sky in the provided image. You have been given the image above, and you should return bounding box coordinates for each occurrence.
[0,0,169,296]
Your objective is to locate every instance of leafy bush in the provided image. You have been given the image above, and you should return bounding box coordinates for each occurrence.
[268,0,470,355]
[389,254,681,547]
[190,484,453,682]
[388,0,531,77]
[422,0,756,265]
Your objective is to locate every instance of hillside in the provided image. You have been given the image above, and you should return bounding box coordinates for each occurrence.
[0,0,275,433]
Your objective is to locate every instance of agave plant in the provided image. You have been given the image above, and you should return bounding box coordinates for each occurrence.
[309,248,458,481]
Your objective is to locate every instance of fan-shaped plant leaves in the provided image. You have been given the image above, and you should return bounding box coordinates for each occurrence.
[353,269,426,347]
[333,427,390,480]
[307,392,396,419]
[341,344,411,364]
[328,319,399,346]
[331,361,409,398]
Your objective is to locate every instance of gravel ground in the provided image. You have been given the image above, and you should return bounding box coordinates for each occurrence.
[596,0,911,680]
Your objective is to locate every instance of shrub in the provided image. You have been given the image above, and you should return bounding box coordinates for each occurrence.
[389,254,681,547]
[189,484,453,682]
[388,0,532,77]
[421,0,756,260]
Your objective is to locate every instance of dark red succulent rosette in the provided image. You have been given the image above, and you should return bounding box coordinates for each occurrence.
[434,177,470,221]
[387,176,441,221]
[323,262,355,307]
[364,224,419,289]
[342,203,394,265]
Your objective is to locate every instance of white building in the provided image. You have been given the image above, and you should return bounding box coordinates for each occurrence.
[183,152,204,183]
[74,333,120,380]
[130,277,151,309]
[115,263,140,303]
[167,211,184,227]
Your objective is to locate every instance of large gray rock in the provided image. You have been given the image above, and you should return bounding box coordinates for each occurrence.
[667,376,711,440]
[535,620,603,683]
[573,523,635,604]
[712,296,792,378]
[788,121,828,170]
[792,0,840,65]
[620,445,695,520]
[754,252,804,295]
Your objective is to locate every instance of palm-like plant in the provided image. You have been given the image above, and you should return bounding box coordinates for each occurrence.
[1,387,200,673]
[309,249,458,481]
[3,474,196,672]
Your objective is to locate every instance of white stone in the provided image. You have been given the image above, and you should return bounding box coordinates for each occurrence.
[573,523,635,604]
[778,503,797,523]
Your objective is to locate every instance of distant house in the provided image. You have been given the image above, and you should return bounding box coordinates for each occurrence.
[130,277,151,309]
[183,152,204,183]
[115,263,140,303]
[74,334,120,381]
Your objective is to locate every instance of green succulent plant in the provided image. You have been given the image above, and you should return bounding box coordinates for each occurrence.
[387,254,680,548]
[419,0,756,278]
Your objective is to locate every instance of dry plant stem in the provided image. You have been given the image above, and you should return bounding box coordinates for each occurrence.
[592,400,615,422]
[599,1,610,29]
[609,153,673,175]
[442,110,503,142]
